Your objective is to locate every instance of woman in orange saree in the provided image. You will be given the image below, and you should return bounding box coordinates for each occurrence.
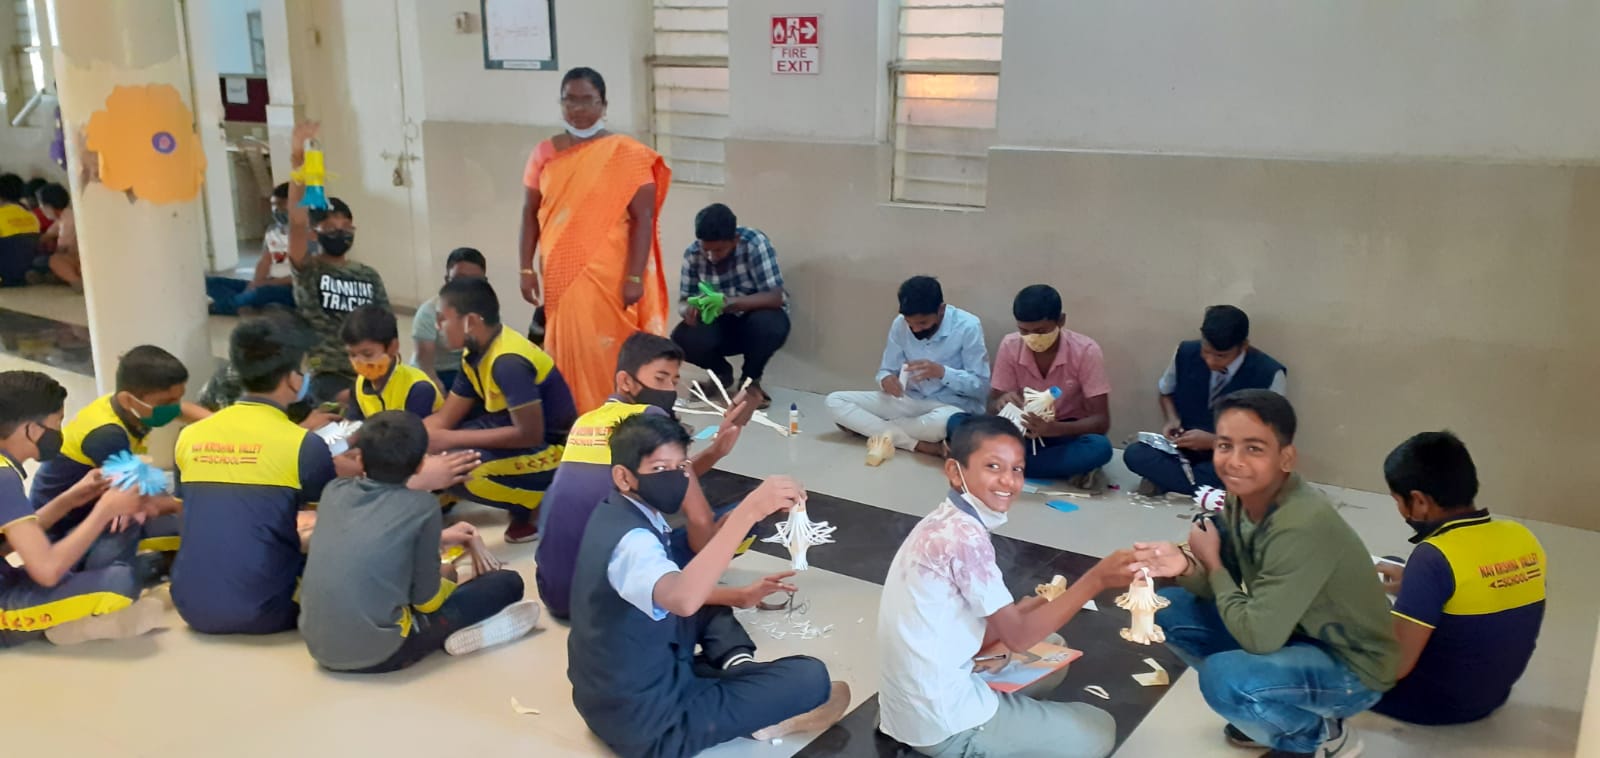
[518,67,671,413]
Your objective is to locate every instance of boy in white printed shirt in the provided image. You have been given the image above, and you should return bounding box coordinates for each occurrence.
[877,414,1134,757]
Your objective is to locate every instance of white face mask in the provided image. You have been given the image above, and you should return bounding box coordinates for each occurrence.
[565,119,606,139]
[955,462,1008,530]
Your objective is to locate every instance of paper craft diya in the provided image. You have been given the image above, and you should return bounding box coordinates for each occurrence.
[762,501,836,571]
[1115,569,1170,645]
[1035,575,1068,601]
[84,84,207,204]
[1194,485,1227,513]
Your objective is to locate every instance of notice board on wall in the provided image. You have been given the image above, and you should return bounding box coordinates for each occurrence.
[481,0,558,71]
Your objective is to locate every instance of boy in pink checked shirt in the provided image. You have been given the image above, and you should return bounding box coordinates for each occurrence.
[945,285,1113,489]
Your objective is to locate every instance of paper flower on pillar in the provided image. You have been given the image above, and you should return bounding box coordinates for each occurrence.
[84,84,207,204]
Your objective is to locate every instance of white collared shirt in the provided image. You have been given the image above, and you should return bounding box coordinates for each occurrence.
[605,495,680,621]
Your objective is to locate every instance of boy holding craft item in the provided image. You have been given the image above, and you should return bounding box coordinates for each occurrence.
[877,415,1133,757]
[299,411,537,672]
[341,304,441,420]
[1131,390,1395,758]
[29,345,207,571]
[947,285,1113,491]
[567,413,849,757]
[535,332,756,620]
[1370,431,1545,725]
[825,275,989,463]
[0,370,166,647]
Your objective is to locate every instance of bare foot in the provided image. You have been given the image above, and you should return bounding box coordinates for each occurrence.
[912,441,946,458]
[752,681,851,741]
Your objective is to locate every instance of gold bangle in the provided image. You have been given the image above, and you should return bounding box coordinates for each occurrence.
[626,275,643,284]
[519,268,535,275]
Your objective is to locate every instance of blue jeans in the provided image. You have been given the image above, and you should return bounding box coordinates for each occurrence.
[205,277,295,315]
[1157,588,1382,753]
[946,413,1113,480]
[1122,442,1222,496]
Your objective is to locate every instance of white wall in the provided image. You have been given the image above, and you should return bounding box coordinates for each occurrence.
[410,0,651,130]
[208,0,262,75]
[999,1,1600,160]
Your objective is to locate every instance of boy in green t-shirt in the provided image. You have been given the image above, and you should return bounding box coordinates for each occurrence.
[1132,390,1397,758]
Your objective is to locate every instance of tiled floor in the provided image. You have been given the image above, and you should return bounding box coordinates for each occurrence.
[0,287,1592,757]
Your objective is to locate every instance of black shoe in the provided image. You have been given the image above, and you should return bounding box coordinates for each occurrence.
[743,378,772,410]
[1226,724,1266,749]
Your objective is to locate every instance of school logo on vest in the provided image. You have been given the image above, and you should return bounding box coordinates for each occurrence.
[319,274,376,312]
[188,440,262,465]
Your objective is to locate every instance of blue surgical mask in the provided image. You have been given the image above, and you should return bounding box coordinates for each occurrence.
[565,119,606,139]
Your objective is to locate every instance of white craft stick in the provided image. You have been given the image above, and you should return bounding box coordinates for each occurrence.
[708,372,734,407]
[690,381,727,413]
[510,697,541,715]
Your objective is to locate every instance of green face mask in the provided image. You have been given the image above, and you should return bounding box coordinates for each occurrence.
[139,402,182,428]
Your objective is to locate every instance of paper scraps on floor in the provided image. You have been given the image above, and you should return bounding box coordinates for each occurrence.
[1132,657,1170,687]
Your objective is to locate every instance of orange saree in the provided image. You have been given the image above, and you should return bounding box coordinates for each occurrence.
[534,135,671,413]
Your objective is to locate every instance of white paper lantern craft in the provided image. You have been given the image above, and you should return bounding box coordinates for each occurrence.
[762,500,837,571]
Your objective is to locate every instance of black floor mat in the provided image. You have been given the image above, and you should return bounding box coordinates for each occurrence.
[699,470,1186,755]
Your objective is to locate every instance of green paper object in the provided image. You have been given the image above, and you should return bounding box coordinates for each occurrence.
[687,281,726,323]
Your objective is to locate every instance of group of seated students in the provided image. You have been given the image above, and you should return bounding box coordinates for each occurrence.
[0,172,79,291]
[0,135,1546,758]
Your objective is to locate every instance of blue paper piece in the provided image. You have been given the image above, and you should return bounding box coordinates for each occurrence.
[103,451,168,496]
[1025,478,1053,489]
[1045,500,1079,514]
[693,424,719,441]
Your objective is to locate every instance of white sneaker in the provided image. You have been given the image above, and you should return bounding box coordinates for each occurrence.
[444,600,541,656]
[1313,720,1362,758]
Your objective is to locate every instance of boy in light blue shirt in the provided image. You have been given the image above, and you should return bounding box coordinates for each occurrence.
[826,276,989,459]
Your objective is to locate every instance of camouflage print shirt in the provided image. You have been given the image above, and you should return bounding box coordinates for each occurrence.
[198,361,242,411]
[294,257,389,376]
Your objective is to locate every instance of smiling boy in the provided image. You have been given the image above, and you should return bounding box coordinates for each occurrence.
[876,414,1132,757]
[1133,390,1396,758]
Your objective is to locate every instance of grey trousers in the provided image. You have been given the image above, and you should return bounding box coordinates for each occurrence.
[915,694,1116,758]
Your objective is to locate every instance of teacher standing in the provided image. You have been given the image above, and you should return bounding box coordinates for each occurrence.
[518,67,671,413]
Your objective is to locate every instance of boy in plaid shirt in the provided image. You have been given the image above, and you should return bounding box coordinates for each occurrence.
[671,204,788,407]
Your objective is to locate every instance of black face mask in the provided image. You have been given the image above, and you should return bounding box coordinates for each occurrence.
[31,424,63,462]
[317,230,354,256]
[911,320,943,341]
[633,469,690,515]
[630,378,678,415]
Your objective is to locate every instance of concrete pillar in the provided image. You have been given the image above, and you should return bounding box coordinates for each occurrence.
[46,0,212,395]
[1579,617,1600,756]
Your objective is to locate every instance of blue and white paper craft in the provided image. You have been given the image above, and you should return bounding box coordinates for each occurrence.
[103,451,168,495]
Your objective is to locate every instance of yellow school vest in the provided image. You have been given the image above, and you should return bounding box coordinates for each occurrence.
[175,401,309,488]
[354,363,442,419]
[0,204,39,237]
[561,401,652,466]
[1426,516,1547,616]
[460,327,557,414]
[61,395,147,466]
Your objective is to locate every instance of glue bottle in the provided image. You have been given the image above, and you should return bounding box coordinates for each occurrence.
[789,403,800,435]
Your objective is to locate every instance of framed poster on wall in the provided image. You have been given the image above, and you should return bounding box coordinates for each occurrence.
[481,0,558,71]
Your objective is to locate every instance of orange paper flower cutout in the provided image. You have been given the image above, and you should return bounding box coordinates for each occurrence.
[84,84,207,204]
